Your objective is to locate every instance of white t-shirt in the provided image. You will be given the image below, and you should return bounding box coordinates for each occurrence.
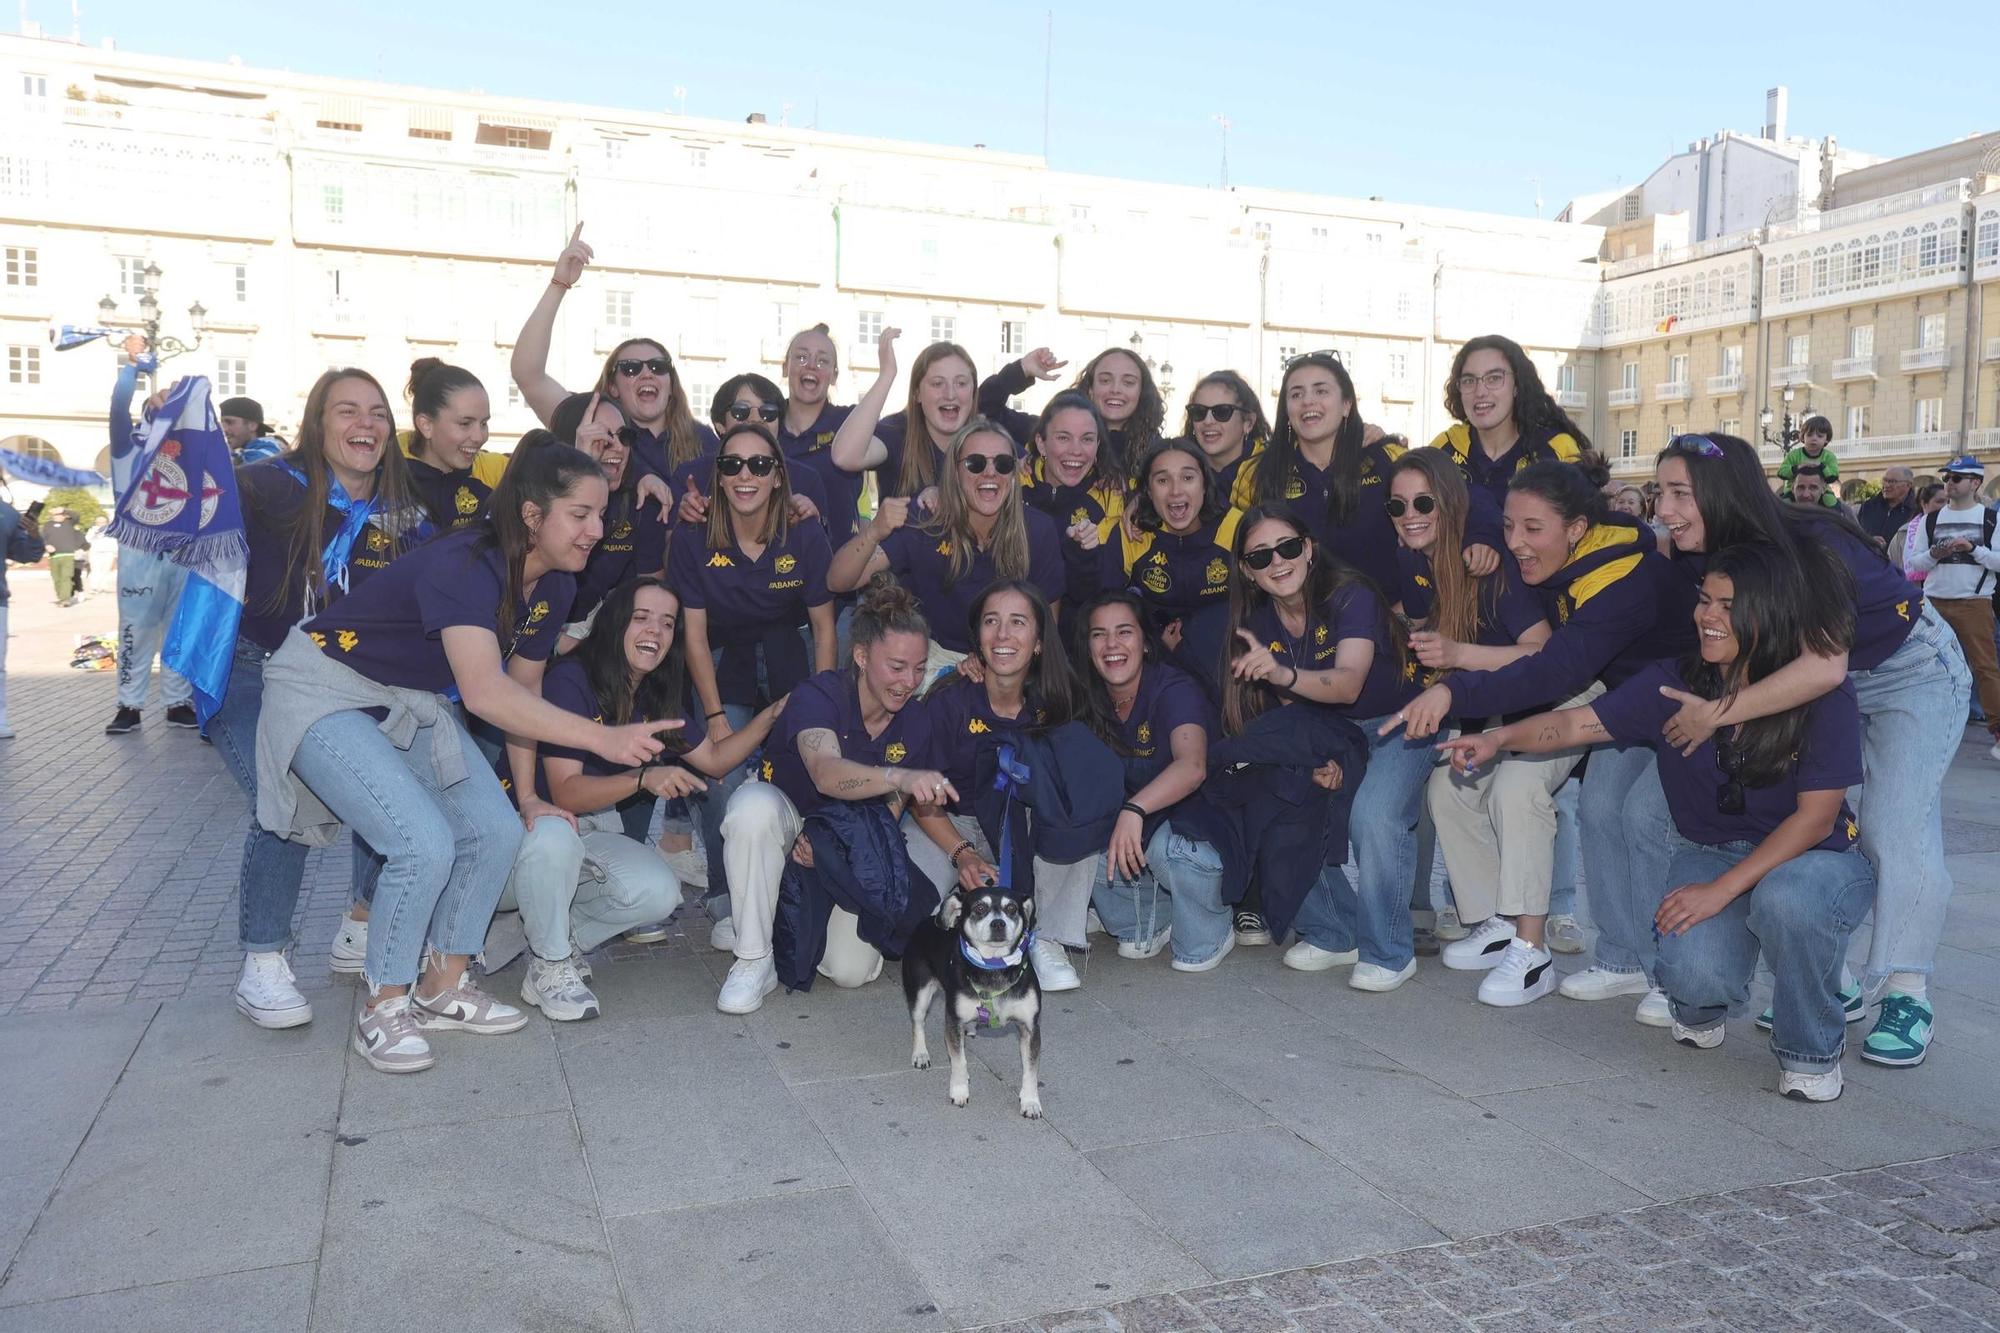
[1908,502,2000,601]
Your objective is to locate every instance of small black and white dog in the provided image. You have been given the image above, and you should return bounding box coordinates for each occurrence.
[903,888,1043,1118]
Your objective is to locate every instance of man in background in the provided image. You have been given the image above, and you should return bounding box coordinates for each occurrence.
[106,352,197,734]
[41,507,87,607]
[1858,466,1917,551]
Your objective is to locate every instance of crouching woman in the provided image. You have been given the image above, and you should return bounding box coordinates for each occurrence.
[1440,544,1876,1102]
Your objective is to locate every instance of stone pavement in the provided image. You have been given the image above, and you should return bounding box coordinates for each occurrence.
[3,575,2000,1331]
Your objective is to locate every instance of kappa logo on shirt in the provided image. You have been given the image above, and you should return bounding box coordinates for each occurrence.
[1895,600,1911,622]
[307,631,327,649]
[761,759,775,781]
[775,554,796,574]
[337,630,359,652]
[707,552,734,568]
[1206,558,1228,585]
[935,539,953,557]
[967,717,990,735]
[454,486,479,515]
[1844,816,1860,843]
[1414,573,1430,589]
[885,742,908,763]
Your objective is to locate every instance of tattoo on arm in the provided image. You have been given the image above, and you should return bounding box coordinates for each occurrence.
[798,728,837,757]
[835,777,867,792]
[1579,721,1606,738]
[1535,725,1560,744]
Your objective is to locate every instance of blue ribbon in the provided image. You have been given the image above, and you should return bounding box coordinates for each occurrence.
[990,743,1031,894]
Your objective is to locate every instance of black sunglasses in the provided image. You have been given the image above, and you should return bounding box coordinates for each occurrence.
[727,402,783,423]
[1186,403,1241,424]
[613,426,639,449]
[1242,535,1308,570]
[716,454,778,478]
[1385,494,1437,518]
[961,453,1018,476]
[1714,738,1747,816]
[615,357,671,378]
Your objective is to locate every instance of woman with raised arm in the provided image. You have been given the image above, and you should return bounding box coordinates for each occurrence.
[403,358,495,531]
[255,445,683,1073]
[1428,335,1586,507]
[1441,543,1875,1102]
[980,344,1165,483]
[829,327,986,500]
[828,416,1066,675]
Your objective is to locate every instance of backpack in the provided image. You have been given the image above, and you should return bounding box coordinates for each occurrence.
[1924,504,1999,599]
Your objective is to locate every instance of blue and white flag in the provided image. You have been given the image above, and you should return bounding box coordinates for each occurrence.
[0,447,106,490]
[106,375,247,583]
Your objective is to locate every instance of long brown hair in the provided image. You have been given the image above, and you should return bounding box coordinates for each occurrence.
[1390,448,1482,649]
[594,338,703,472]
[703,423,794,551]
[271,369,420,615]
[483,443,604,649]
[895,342,978,497]
[923,418,1030,584]
[1073,346,1165,476]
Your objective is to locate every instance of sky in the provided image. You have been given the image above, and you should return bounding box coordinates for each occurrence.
[32,0,2000,219]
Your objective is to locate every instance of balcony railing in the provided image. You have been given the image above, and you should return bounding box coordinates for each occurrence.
[1985,338,2000,363]
[405,316,459,345]
[1609,453,1650,477]
[1379,380,1416,403]
[1967,427,2000,455]
[1608,387,1641,408]
[1554,388,1588,410]
[1900,346,1951,373]
[1836,431,1959,461]
[311,303,366,338]
[1705,372,1744,395]
[1757,444,1784,467]
[1830,355,1876,382]
[1770,364,1813,388]
[1654,381,1692,403]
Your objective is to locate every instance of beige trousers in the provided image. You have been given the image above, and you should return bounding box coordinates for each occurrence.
[720,780,884,988]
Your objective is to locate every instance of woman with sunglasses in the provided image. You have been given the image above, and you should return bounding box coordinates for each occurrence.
[1441,543,1874,1102]
[670,375,832,533]
[404,358,494,531]
[1223,506,1430,991]
[1384,451,1576,1006]
[1428,336,1587,507]
[511,224,715,484]
[830,329,985,500]
[1021,390,1126,611]
[1184,371,1269,500]
[1652,433,1968,1069]
[1390,462,1696,1023]
[828,417,1065,675]
[980,345,1165,484]
[546,392,667,636]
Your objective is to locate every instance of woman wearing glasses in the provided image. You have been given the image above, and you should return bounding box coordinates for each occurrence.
[1441,543,1875,1103]
[828,417,1065,675]
[1428,336,1588,506]
[1184,371,1269,500]
[1390,462,1696,1022]
[981,345,1168,484]
[511,224,716,483]
[1224,507,1430,991]
[671,375,833,533]
[1652,434,1969,1069]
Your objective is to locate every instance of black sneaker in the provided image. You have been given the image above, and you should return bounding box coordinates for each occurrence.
[1233,911,1273,946]
[105,707,142,735]
[165,703,199,729]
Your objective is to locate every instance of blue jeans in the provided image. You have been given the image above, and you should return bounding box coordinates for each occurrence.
[1092,823,1231,965]
[1580,742,1672,977]
[1851,605,1971,982]
[1293,712,1433,970]
[1658,840,1877,1072]
[1550,775,1581,918]
[207,638,313,952]
[290,708,523,988]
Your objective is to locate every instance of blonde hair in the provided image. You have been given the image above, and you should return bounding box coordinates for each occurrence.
[923,417,1029,584]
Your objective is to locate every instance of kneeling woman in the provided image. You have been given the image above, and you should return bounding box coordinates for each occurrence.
[714,578,957,1014]
[256,446,682,1072]
[1442,545,1875,1102]
[492,577,784,1021]
[1225,507,1430,992]
[1076,592,1233,971]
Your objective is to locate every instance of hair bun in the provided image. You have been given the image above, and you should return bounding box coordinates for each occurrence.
[406,356,446,397]
[859,573,921,621]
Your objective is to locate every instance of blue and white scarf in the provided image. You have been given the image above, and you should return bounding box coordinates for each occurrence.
[106,376,246,582]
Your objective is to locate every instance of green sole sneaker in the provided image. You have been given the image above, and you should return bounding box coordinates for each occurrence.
[1860,993,1934,1067]
[1755,984,1865,1033]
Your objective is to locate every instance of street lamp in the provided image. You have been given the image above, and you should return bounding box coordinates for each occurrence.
[100,262,207,365]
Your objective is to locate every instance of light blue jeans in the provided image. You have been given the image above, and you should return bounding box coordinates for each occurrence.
[206,638,313,952]
[290,708,523,989]
[1583,742,1674,977]
[1092,823,1231,965]
[1293,712,1434,971]
[1851,604,1971,982]
[1658,840,1877,1072]
[1550,775,1581,918]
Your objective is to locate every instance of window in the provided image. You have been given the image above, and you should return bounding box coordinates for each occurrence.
[3,246,35,287]
[1913,397,1945,434]
[409,125,450,142]
[1786,334,1809,368]
[1719,345,1743,377]
[929,315,955,344]
[1620,362,1638,392]
[1556,363,1576,394]
[1720,418,1741,438]
[857,310,882,345]
[1396,290,1413,320]
[686,146,709,169]
[231,264,248,303]
[1918,313,1946,349]
[1978,215,2000,263]
[505,381,523,409]
[1846,405,1869,439]
[474,121,550,150]
[1667,354,1689,386]
[1309,226,1329,250]
[215,357,248,397]
[1666,422,1684,441]
[1848,325,1874,358]
[117,255,146,297]
[1386,350,1409,382]
[603,138,624,163]
[21,74,48,99]
[1069,205,1091,224]
[1000,320,1025,357]
[7,344,39,384]
[604,289,632,329]
[322,184,345,222]
[1618,428,1638,459]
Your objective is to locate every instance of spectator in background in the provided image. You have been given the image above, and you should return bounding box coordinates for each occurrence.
[42,507,86,607]
[1891,483,1947,575]
[1777,415,1839,504]
[1788,468,1841,514]
[1906,456,2000,762]
[1858,467,1919,552]
[218,396,284,464]
[0,465,46,738]
[85,515,118,596]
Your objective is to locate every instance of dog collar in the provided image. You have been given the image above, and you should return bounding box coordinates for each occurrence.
[961,930,1033,973]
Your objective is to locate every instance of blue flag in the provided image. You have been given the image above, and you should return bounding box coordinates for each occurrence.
[107,376,247,583]
[0,447,106,490]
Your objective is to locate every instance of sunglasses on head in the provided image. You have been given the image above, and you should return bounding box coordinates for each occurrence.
[1714,738,1747,816]
[716,453,778,478]
[1669,433,1725,459]
[1242,535,1308,570]
[1282,348,1343,368]
[727,402,783,423]
[1186,403,1241,424]
[961,453,1018,475]
[1385,494,1437,518]
[614,357,671,378]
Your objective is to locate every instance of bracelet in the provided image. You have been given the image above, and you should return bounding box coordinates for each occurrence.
[1286,665,1300,689]
[1121,801,1147,820]
[948,840,975,866]
[705,709,726,720]
[550,277,574,290]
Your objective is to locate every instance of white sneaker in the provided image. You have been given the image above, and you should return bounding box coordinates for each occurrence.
[1030,937,1080,992]
[1350,959,1418,993]
[1545,914,1586,955]
[1559,967,1652,1002]
[328,911,368,976]
[708,915,737,952]
[234,951,312,1029]
[1117,925,1172,960]
[1635,987,1674,1027]
[717,956,779,1014]
[1779,1066,1843,1102]
[1442,916,1517,971]
[522,955,601,1022]
[624,922,670,943]
[353,995,434,1073]
[664,844,710,891]
[1988,740,2000,763]
[1282,939,1359,972]
[1434,906,1469,941]
[480,910,528,973]
[1171,931,1235,974]
[1672,1019,1724,1049]
[1477,940,1555,1007]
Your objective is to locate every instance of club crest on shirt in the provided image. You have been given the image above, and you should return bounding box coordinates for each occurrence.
[454,486,479,515]
[610,520,633,541]
[814,431,835,450]
[1285,476,1307,500]
[1844,817,1859,842]
[337,630,359,652]
[1206,558,1228,585]
[366,529,390,553]
[1141,564,1170,594]
[968,717,990,735]
[1136,721,1152,745]
[1268,640,1284,655]
[1315,625,1328,643]
[528,601,549,624]
[1071,507,1090,528]
[775,554,796,574]
[885,742,908,763]
[707,552,734,568]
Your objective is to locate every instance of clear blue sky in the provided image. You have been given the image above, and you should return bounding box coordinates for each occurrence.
[42,0,1998,218]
